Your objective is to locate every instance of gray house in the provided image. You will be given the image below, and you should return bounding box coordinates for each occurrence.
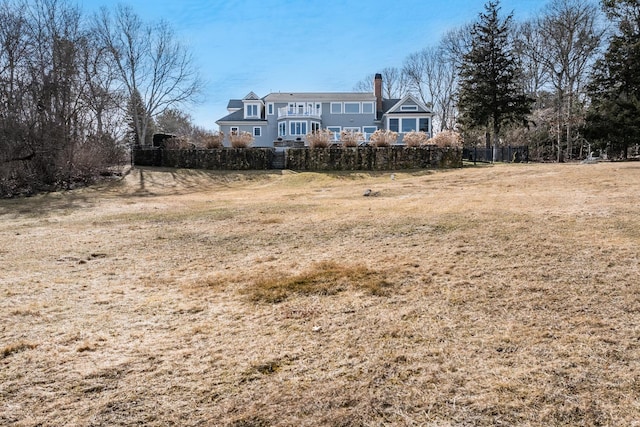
[216,74,433,147]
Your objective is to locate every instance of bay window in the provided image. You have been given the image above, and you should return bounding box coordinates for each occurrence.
[290,121,307,136]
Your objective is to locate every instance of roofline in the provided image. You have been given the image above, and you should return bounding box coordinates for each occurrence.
[385,94,432,114]
[215,119,268,125]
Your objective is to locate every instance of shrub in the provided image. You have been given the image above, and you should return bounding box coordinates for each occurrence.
[306,129,333,148]
[428,130,462,148]
[163,136,193,150]
[340,130,364,147]
[202,130,224,149]
[229,131,254,148]
[401,131,427,147]
[369,129,398,147]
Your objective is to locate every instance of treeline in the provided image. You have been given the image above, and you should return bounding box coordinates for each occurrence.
[0,0,202,197]
[355,0,640,161]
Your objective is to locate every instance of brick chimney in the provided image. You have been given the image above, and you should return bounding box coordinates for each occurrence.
[374,73,383,116]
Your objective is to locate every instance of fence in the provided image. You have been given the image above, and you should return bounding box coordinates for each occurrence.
[463,146,529,163]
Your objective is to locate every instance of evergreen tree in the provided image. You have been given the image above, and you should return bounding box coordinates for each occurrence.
[126,89,153,146]
[458,1,533,149]
[585,0,640,158]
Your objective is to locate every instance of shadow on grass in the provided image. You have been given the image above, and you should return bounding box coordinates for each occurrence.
[0,166,452,218]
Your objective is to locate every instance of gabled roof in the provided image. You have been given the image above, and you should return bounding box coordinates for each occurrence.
[385,94,432,115]
[216,108,267,124]
[216,109,244,123]
[243,91,261,101]
[377,98,401,120]
[227,99,243,111]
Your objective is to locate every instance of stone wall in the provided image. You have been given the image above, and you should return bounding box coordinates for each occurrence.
[133,148,274,170]
[132,146,462,170]
[285,146,462,170]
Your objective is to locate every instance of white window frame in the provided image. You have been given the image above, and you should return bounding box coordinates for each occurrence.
[344,102,360,114]
[401,105,418,111]
[278,122,286,137]
[330,102,342,114]
[388,117,428,133]
[327,126,341,141]
[401,117,418,133]
[311,122,320,133]
[289,121,307,136]
[363,126,377,141]
[362,102,374,114]
[253,127,261,137]
[267,103,274,115]
[343,126,361,132]
[230,126,239,136]
[419,118,430,134]
[246,104,259,118]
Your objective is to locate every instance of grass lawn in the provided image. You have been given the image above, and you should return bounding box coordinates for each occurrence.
[1,162,639,426]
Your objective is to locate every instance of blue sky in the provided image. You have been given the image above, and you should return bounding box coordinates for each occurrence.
[78,0,543,130]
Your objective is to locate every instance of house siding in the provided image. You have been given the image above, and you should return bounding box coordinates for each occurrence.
[217,90,433,147]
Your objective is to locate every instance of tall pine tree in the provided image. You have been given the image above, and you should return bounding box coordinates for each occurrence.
[458,1,532,149]
[126,89,153,146]
[585,0,640,158]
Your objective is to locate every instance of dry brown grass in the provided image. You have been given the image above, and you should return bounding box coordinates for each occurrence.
[1,162,639,426]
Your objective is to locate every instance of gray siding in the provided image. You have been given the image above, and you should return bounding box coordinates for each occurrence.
[219,93,433,147]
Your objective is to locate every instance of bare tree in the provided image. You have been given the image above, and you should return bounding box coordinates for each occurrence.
[0,0,31,164]
[514,21,549,101]
[353,66,409,98]
[402,46,458,132]
[536,0,603,160]
[439,24,474,69]
[0,0,128,196]
[94,5,202,146]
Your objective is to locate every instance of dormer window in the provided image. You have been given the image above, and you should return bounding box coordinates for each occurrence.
[401,105,418,111]
[246,104,259,118]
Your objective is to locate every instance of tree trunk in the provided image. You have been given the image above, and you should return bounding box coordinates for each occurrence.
[566,91,573,160]
[557,90,563,162]
[492,120,500,163]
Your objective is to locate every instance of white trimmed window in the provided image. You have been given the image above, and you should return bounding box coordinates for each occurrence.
[388,118,399,132]
[311,122,320,133]
[278,122,286,137]
[362,102,374,114]
[401,105,418,111]
[402,118,417,133]
[327,126,341,141]
[230,126,239,135]
[290,121,307,136]
[363,126,377,141]
[419,118,430,133]
[267,103,274,115]
[246,104,259,117]
[344,102,360,114]
[330,102,342,114]
[253,127,261,137]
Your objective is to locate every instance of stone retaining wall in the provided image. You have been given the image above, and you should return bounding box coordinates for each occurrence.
[132,146,462,170]
[133,148,274,170]
[286,146,462,170]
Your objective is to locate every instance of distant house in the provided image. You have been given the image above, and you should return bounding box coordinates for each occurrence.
[216,74,433,147]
